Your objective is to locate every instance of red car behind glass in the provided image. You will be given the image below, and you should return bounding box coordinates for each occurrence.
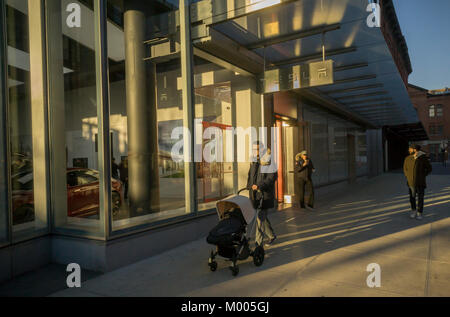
[12,168,123,225]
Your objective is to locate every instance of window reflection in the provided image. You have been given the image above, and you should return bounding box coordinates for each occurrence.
[106,0,188,230]
[46,0,104,233]
[6,0,35,231]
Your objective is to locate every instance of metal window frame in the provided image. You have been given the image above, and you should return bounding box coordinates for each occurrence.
[0,0,11,247]
[94,0,111,239]
[44,0,109,239]
[180,0,197,216]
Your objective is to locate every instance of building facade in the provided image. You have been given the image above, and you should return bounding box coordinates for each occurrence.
[0,0,419,282]
[408,84,450,161]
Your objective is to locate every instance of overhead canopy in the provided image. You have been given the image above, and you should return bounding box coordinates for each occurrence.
[386,122,429,142]
[182,0,419,128]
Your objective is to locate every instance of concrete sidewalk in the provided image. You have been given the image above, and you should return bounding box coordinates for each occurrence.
[50,172,450,297]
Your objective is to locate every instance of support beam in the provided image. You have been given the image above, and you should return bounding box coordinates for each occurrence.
[349,102,396,110]
[246,23,341,50]
[324,83,383,95]
[272,47,356,67]
[334,63,369,72]
[333,74,377,85]
[336,91,389,101]
[344,97,393,106]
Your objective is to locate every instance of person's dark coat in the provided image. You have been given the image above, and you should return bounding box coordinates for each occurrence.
[246,157,277,210]
[413,151,432,188]
[112,162,120,179]
[119,161,128,182]
[403,154,415,187]
[295,159,315,180]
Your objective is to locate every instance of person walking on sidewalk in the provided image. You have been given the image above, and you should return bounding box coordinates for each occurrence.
[247,141,277,247]
[403,145,432,220]
[295,151,315,211]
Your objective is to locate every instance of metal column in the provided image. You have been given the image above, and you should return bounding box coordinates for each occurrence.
[124,0,160,215]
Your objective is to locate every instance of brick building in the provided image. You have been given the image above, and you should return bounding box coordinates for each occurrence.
[408,84,450,161]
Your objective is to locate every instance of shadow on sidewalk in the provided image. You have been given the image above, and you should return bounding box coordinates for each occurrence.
[184,173,450,296]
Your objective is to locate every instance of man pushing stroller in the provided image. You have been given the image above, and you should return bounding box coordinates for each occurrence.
[247,141,277,247]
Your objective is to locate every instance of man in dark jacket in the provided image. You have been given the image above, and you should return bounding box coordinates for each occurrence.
[404,145,432,220]
[295,151,315,210]
[247,142,277,247]
[403,145,416,217]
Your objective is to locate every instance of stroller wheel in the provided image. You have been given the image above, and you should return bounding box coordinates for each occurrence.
[209,261,218,272]
[229,265,239,276]
[253,245,265,267]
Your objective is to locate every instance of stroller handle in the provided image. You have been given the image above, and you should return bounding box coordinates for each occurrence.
[238,187,262,195]
[238,188,264,210]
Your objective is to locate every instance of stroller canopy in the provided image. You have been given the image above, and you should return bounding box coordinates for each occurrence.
[216,194,256,225]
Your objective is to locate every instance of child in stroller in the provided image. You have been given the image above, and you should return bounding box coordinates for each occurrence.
[206,188,265,276]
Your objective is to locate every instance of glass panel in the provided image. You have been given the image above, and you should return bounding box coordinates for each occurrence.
[46,0,104,235]
[0,0,8,244]
[106,0,189,231]
[356,129,368,176]
[6,0,48,240]
[436,105,443,117]
[328,118,348,182]
[303,106,329,186]
[193,57,242,211]
[429,105,435,117]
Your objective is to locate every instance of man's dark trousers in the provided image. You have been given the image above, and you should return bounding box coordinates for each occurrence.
[409,186,425,213]
[298,179,314,208]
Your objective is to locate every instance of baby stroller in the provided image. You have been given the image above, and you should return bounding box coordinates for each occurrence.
[206,188,265,276]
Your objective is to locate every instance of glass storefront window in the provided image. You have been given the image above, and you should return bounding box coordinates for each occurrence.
[6,0,48,241]
[304,106,329,186]
[328,119,348,182]
[356,129,368,176]
[46,0,105,236]
[193,58,239,211]
[106,0,190,231]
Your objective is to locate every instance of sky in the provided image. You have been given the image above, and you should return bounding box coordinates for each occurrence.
[393,0,450,90]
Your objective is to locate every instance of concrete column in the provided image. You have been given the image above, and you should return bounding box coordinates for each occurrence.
[124,1,159,215]
[27,0,49,230]
[231,76,262,192]
[46,0,68,227]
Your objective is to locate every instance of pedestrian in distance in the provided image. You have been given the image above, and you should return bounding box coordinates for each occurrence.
[295,151,315,211]
[112,157,120,180]
[119,157,129,200]
[440,148,447,168]
[403,144,432,220]
[247,141,277,248]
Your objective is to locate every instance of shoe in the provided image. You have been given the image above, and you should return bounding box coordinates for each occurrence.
[416,213,423,220]
[265,235,277,247]
[410,210,417,219]
[306,206,315,211]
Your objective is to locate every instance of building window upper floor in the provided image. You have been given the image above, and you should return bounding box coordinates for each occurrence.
[429,124,444,136]
[429,104,444,118]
